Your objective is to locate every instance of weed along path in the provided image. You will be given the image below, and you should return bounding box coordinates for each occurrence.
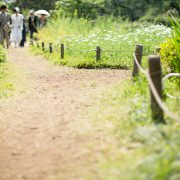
[0,47,129,180]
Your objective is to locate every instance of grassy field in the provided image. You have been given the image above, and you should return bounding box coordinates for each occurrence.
[32,17,171,69]
[87,75,180,180]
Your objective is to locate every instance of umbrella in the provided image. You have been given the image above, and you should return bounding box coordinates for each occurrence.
[35,10,50,17]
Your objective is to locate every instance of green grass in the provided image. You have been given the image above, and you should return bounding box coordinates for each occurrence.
[86,76,180,180]
[31,46,131,69]
[32,17,172,69]
[0,63,14,98]
[0,46,14,97]
[0,45,21,97]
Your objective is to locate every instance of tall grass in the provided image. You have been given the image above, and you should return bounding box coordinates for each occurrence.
[170,16,180,73]
[34,17,171,69]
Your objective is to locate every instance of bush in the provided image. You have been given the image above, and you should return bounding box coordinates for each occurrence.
[0,45,6,63]
[154,15,172,26]
[160,39,180,73]
[154,9,180,26]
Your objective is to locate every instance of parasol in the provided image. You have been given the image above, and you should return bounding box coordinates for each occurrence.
[35,10,50,17]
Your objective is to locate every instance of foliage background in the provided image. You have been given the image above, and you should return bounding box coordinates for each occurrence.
[1,0,179,23]
[53,0,180,21]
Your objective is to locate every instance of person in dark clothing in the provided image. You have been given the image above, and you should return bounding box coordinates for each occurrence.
[28,9,38,40]
[20,18,26,47]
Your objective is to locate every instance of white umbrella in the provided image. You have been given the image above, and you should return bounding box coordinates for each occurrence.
[35,10,50,17]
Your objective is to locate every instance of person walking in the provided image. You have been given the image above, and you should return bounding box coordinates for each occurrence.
[28,9,38,40]
[20,12,26,47]
[10,7,24,48]
[0,5,11,48]
[39,14,47,29]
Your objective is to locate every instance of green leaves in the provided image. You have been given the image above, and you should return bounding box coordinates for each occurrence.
[170,16,180,72]
[53,0,180,22]
[11,0,57,10]
[171,16,180,54]
[55,0,104,19]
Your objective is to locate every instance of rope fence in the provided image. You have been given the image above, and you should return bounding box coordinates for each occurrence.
[34,41,154,62]
[133,46,180,123]
[163,73,180,99]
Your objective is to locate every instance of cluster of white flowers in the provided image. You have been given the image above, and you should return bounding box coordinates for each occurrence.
[63,24,171,51]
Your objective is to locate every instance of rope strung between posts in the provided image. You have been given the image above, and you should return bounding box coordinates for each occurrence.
[163,73,180,99]
[102,50,134,53]
[133,53,180,123]
[37,41,154,57]
[66,48,95,52]
[133,53,146,74]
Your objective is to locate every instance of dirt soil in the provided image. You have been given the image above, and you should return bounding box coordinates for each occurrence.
[0,47,129,180]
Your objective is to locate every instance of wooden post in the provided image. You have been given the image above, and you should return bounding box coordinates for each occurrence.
[132,44,143,78]
[49,43,53,53]
[148,55,165,124]
[96,46,101,61]
[42,42,45,51]
[61,44,64,59]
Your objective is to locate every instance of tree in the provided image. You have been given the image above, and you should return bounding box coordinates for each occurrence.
[11,0,57,10]
[3,0,179,21]
[55,0,104,19]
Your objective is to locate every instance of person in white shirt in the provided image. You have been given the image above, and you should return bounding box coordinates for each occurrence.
[10,7,24,48]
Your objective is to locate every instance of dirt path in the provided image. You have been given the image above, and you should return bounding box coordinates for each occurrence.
[0,47,129,180]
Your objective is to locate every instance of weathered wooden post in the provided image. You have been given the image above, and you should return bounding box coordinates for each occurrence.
[49,43,53,53]
[61,44,64,59]
[148,55,165,124]
[42,42,45,51]
[132,44,143,78]
[96,46,101,61]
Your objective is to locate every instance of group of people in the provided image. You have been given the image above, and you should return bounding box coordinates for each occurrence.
[0,4,47,48]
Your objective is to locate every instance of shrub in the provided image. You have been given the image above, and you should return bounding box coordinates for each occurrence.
[154,15,172,26]
[160,39,180,73]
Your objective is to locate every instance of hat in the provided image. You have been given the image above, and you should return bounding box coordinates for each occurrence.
[14,7,20,13]
[30,9,35,14]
